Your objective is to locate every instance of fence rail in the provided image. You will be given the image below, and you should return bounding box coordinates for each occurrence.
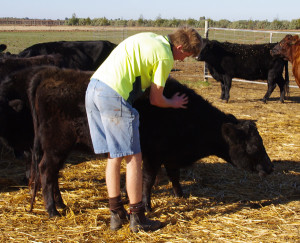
[0,18,65,26]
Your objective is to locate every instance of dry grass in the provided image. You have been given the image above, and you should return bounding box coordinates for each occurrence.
[0,61,299,242]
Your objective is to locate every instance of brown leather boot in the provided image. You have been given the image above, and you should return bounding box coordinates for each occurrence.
[110,208,129,231]
[109,195,129,231]
[130,211,162,232]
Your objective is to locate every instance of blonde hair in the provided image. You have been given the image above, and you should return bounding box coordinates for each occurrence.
[169,27,203,56]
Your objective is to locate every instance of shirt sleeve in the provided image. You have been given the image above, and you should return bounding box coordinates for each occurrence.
[151,59,173,87]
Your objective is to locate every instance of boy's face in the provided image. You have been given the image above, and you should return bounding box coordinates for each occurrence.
[172,45,193,61]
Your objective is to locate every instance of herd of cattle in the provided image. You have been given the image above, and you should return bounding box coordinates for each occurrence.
[0,34,299,217]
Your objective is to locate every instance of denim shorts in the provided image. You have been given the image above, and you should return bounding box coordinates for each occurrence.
[85,78,141,158]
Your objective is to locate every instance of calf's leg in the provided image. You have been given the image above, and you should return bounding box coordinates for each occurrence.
[142,158,161,212]
[222,75,232,102]
[39,153,61,217]
[265,65,287,103]
[54,180,67,209]
[220,81,226,100]
[164,166,183,197]
[262,80,276,103]
[278,77,287,103]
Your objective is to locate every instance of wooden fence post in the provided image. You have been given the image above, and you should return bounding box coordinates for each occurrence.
[203,20,209,82]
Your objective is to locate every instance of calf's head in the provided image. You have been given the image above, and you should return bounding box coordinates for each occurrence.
[222,120,273,177]
[0,44,7,53]
[0,97,32,152]
[270,34,299,62]
[0,98,22,134]
[196,38,209,61]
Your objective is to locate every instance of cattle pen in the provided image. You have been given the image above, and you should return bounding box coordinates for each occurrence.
[0,26,299,242]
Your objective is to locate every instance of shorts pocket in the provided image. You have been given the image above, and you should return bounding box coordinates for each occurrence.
[99,96,122,118]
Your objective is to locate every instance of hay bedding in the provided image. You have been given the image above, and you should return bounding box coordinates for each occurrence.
[0,61,299,242]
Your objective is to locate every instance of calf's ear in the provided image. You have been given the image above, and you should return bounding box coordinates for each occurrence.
[246,143,258,155]
[221,123,239,145]
[288,35,299,45]
[8,99,24,112]
[0,44,6,52]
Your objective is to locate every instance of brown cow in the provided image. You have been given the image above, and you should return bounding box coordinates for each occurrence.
[271,34,300,88]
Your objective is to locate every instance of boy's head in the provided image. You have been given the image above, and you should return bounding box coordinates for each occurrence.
[169,27,203,57]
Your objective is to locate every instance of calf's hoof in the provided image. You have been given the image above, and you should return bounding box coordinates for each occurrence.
[173,190,184,198]
[261,99,267,104]
[144,203,152,212]
[48,209,61,218]
[56,201,67,209]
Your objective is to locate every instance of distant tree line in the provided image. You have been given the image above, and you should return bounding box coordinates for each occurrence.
[1,14,300,30]
[66,14,300,30]
[0,18,65,26]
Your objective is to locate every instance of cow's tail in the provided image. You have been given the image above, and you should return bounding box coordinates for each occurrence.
[28,71,44,212]
[284,61,290,98]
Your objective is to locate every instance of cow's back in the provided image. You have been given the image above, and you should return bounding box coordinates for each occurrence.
[0,55,65,82]
[134,78,237,166]
[19,41,75,57]
[19,40,117,71]
[205,41,281,79]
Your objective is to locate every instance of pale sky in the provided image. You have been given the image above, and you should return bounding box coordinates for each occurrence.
[2,0,299,21]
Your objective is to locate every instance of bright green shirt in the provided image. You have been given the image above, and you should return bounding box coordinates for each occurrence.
[91,32,174,103]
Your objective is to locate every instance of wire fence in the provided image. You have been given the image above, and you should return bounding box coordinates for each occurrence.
[2,24,299,88]
[205,27,300,44]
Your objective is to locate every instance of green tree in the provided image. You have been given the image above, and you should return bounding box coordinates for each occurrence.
[289,19,300,29]
[99,17,110,26]
[217,19,231,28]
[68,13,79,26]
[137,15,144,26]
[155,14,164,27]
[270,19,284,30]
[187,18,196,27]
[256,20,270,29]
[85,17,91,25]
[169,18,180,27]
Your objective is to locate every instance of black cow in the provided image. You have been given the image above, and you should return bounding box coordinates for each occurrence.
[18,40,117,71]
[0,40,116,158]
[197,39,289,103]
[0,44,7,52]
[28,67,273,217]
[0,44,17,58]
[135,79,274,211]
[0,55,65,81]
[0,54,69,160]
[0,66,52,161]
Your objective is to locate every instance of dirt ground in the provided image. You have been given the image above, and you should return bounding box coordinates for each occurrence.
[0,59,299,242]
